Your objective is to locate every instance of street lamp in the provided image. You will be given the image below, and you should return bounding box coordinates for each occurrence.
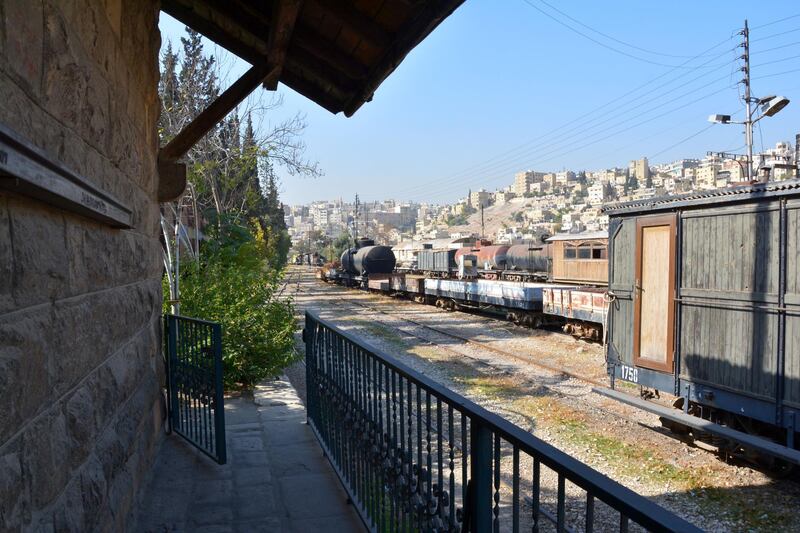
[709,95,790,179]
[708,20,792,181]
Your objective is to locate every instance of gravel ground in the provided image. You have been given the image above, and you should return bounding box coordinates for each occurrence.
[283,266,800,532]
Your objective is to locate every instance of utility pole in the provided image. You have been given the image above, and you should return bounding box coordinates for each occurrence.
[354,194,359,244]
[741,20,754,180]
[710,21,791,181]
[480,203,485,240]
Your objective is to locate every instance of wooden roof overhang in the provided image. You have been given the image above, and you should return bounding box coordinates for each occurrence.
[158,0,464,201]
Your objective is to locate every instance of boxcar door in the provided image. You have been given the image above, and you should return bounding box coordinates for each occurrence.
[633,214,676,373]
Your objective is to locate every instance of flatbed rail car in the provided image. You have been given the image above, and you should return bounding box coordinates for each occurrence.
[424,278,578,327]
[602,178,800,465]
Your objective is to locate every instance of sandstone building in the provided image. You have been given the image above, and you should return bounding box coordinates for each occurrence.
[0,1,462,530]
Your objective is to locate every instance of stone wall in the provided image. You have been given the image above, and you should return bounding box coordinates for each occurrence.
[0,0,165,530]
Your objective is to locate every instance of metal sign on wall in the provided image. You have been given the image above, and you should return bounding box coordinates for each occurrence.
[0,122,132,228]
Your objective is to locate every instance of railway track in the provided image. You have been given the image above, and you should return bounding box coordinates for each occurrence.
[290,271,608,389]
[290,275,659,436]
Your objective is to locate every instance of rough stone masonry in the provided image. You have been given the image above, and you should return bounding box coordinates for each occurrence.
[0,1,166,530]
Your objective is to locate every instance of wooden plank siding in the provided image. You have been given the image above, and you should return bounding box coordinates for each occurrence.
[785,202,800,407]
[551,240,608,285]
[678,205,782,399]
[609,220,635,365]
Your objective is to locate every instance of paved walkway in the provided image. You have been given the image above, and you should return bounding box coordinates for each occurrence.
[134,378,363,532]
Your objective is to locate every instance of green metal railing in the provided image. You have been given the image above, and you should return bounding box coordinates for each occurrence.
[165,314,226,464]
[304,310,700,532]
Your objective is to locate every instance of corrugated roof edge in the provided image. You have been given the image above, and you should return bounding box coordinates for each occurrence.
[602,177,800,216]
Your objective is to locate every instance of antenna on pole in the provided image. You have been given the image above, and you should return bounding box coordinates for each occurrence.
[741,19,754,180]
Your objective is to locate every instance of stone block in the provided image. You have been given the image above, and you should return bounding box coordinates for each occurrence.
[48,281,159,397]
[0,307,51,444]
[65,384,98,469]
[7,197,68,308]
[0,439,26,530]
[3,0,43,95]
[22,409,70,509]
[42,6,89,135]
[51,477,86,533]
[0,197,13,314]
[79,456,108,529]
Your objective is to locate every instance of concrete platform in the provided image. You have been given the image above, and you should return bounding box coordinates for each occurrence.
[134,378,363,532]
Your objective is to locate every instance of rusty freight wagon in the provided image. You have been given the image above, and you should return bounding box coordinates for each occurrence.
[543,287,608,340]
[600,180,800,466]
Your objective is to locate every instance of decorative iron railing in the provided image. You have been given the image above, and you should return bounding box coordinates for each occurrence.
[164,314,226,464]
[304,310,699,532]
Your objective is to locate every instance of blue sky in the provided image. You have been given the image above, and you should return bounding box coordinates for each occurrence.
[159,1,800,206]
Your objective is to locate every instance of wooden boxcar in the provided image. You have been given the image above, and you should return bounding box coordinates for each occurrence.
[547,232,608,285]
[604,180,800,455]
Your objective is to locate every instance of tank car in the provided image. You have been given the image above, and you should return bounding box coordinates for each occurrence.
[340,242,396,277]
[454,244,509,271]
[503,244,551,281]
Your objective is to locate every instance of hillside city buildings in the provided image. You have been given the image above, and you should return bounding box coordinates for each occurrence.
[287,140,798,248]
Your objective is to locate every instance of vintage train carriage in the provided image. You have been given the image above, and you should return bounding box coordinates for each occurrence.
[543,287,607,340]
[604,180,800,456]
[547,232,608,285]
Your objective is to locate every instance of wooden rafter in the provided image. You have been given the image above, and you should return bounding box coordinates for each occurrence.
[311,0,391,49]
[263,0,304,90]
[343,0,464,117]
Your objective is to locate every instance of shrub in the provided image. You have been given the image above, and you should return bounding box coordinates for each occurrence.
[168,220,297,389]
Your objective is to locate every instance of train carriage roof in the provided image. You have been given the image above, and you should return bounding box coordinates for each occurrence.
[162,0,465,116]
[602,178,800,217]
[546,231,608,242]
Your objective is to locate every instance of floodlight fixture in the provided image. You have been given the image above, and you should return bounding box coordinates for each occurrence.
[708,114,731,124]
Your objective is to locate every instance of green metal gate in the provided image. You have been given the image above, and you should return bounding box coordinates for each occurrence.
[164,314,227,464]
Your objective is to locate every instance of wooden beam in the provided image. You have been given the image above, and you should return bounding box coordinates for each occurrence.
[263,0,304,90]
[159,62,278,164]
[311,0,391,49]
[158,160,187,203]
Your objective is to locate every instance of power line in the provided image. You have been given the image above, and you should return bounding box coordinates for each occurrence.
[519,0,727,68]
[420,84,736,201]
[398,15,800,202]
[390,45,737,197]
[752,66,800,80]
[751,40,800,55]
[649,124,716,160]
[412,71,737,198]
[751,26,800,42]
[752,13,800,29]
[531,0,710,59]
[752,53,800,68]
